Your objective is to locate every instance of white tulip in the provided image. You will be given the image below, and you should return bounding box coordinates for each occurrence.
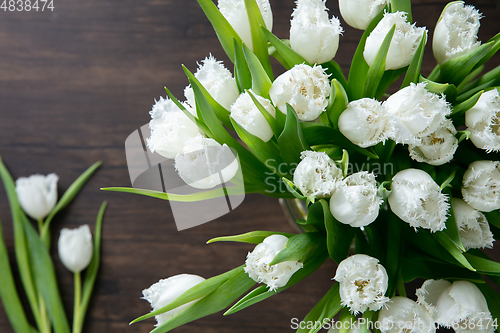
[334,254,389,314]
[174,135,239,190]
[330,172,382,227]
[388,169,449,232]
[465,88,500,153]
[384,83,451,144]
[408,119,458,166]
[338,0,387,30]
[433,2,481,65]
[217,0,273,51]
[290,0,343,64]
[142,274,206,326]
[58,225,93,273]
[378,297,435,333]
[184,55,240,111]
[452,198,494,251]
[416,279,453,319]
[364,12,427,70]
[244,235,303,291]
[147,97,201,159]
[230,90,276,142]
[293,151,343,198]
[269,64,331,121]
[462,160,500,212]
[15,173,58,221]
[338,98,391,148]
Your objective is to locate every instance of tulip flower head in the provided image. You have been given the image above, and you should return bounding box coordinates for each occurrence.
[378,296,435,333]
[230,90,276,142]
[142,274,206,326]
[244,235,303,291]
[334,254,389,314]
[269,64,331,121]
[433,2,482,65]
[217,0,273,51]
[364,12,427,70]
[58,225,93,273]
[416,279,453,319]
[184,55,239,111]
[462,160,500,212]
[16,173,58,221]
[329,171,382,228]
[388,169,449,232]
[452,198,494,251]
[293,151,343,198]
[338,0,387,30]
[465,88,500,153]
[290,0,343,64]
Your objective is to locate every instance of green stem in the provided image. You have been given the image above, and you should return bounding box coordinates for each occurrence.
[37,219,44,233]
[73,272,82,333]
[38,290,51,333]
[396,273,406,297]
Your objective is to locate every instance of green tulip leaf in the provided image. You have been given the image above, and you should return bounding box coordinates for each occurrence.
[207,231,294,245]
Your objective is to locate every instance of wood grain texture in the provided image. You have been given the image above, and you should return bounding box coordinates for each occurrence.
[0,0,499,332]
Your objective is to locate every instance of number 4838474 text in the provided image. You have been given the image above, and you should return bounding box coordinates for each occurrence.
[1,0,54,11]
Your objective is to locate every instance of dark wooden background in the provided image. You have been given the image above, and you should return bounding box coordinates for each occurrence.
[0,0,499,332]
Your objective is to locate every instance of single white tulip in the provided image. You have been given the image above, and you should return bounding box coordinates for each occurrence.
[465,88,500,153]
[142,274,206,326]
[184,55,240,111]
[378,296,435,333]
[416,279,453,319]
[293,151,343,198]
[58,225,93,273]
[147,97,201,159]
[462,160,500,212]
[329,172,382,227]
[364,12,427,70]
[384,83,451,144]
[15,173,58,221]
[244,235,303,291]
[433,2,481,65]
[338,0,387,30]
[338,98,391,148]
[290,0,343,64]
[408,119,458,166]
[452,198,494,251]
[217,0,273,51]
[388,169,449,232]
[269,64,331,121]
[230,90,276,142]
[334,254,389,315]
[174,135,239,189]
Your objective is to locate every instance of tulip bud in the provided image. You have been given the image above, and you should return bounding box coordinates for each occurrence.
[378,296,435,333]
[465,88,500,153]
[184,55,240,111]
[290,0,343,64]
[384,83,451,145]
[142,274,206,326]
[433,2,481,65]
[230,90,276,142]
[338,98,391,148]
[451,198,494,251]
[338,0,387,30]
[364,12,427,70]
[217,0,273,51]
[269,64,331,121]
[244,235,303,291]
[329,172,382,228]
[462,160,500,212]
[388,169,449,232]
[334,254,389,314]
[174,135,239,189]
[408,119,458,166]
[15,173,58,221]
[58,225,93,273]
[293,151,343,198]
[146,97,201,159]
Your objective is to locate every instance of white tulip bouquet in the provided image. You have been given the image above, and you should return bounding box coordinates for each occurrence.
[105,0,500,332]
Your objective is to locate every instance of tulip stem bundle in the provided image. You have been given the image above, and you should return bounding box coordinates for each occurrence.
[0,158,105,333]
